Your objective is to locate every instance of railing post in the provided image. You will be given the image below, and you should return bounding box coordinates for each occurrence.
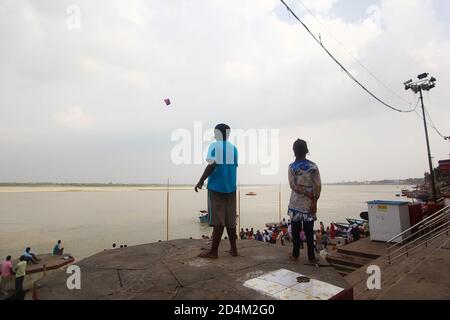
[387,248,391,265]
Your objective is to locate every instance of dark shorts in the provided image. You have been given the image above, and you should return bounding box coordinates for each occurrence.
[208,190,237,228]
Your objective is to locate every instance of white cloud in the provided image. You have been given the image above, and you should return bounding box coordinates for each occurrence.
[53,107,93,131]
[0,0,449,183]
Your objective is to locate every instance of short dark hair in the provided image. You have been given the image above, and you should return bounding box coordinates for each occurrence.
[293,139,309,158]
[25,247,30,252]
[20,255,26,261]
[215,123,230,140]
[6,255,11,261]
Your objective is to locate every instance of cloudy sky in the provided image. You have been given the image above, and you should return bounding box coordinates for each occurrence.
[1,0,449,184]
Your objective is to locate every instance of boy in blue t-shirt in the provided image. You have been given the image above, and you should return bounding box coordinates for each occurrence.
[195,123,238,258]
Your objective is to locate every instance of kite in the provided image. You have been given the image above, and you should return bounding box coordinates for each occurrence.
[164,98,171,106]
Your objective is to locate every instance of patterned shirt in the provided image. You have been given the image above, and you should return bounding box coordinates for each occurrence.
[287,159,322,222]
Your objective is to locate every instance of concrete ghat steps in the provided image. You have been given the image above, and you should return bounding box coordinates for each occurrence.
[346,233,450,300]
[326,252,373,269]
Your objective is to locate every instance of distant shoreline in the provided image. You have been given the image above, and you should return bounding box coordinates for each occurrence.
[0,179,423,188]
[0,182,420,193]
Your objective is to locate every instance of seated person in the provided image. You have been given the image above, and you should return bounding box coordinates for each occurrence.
[23,247,39,264]
[52,240,64,255]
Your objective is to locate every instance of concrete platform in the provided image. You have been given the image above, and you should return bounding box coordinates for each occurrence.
[34,239,352,300]
[337,238,387,259]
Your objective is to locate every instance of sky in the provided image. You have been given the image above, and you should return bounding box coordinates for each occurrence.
[0,0,449,184]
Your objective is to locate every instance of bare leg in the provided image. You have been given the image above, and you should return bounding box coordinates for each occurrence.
[199,226,224,258]
[226,228,238,256]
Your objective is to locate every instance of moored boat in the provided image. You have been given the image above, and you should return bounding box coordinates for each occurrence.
[198,210,209,223]
[346,218,366,226]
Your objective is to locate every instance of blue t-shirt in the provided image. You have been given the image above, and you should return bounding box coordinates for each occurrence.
[206,140,238,193]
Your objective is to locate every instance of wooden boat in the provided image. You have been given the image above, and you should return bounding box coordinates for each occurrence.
[333,222,351,229]
[12,253,75,275]
[1,253,75,300]
[346,218,366,226]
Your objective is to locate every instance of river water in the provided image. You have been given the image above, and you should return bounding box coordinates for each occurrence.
[0,185,410,260]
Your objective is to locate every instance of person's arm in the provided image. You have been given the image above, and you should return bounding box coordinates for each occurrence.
[194,163,217,192]
[311,167,322,200]
[310,167,322,214]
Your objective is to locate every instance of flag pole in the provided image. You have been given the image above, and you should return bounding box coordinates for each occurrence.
[278,184,281,223]
[166,178,170,241]
[238,180,241,237]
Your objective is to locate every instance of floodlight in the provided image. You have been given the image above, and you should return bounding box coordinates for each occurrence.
[404,79,413,86]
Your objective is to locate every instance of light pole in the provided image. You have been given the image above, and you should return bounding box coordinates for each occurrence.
[404,73,438,203]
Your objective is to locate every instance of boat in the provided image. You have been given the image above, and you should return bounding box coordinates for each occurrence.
[332,222,352,236]
[1,253,75,299]
[360,211,369,221]
[333,222,351,229]
[245,192,257,196]
[198,210,209,223]
[346,218,366,226]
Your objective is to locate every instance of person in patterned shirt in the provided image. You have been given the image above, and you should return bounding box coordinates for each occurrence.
[287,139,322,263]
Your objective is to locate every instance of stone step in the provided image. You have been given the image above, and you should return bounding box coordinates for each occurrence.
[326,252,373,269]
[351,233,448,300]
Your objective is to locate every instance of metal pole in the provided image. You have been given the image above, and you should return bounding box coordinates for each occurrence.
[166,178,169,241]
[238,180,241,235]
[278,184,281,223]
[419,88,437,203]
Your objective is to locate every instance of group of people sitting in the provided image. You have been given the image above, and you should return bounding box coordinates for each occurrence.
[236,218,347,252]
[346,222,370,243]
[0,240,64,297]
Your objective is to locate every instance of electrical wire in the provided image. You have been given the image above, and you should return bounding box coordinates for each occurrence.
[424,106,447,139]
[412,98,448,140]
[295,0,414,107]
[279,0,417,113]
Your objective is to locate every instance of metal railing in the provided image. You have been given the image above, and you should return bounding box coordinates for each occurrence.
[387,204,450,264]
